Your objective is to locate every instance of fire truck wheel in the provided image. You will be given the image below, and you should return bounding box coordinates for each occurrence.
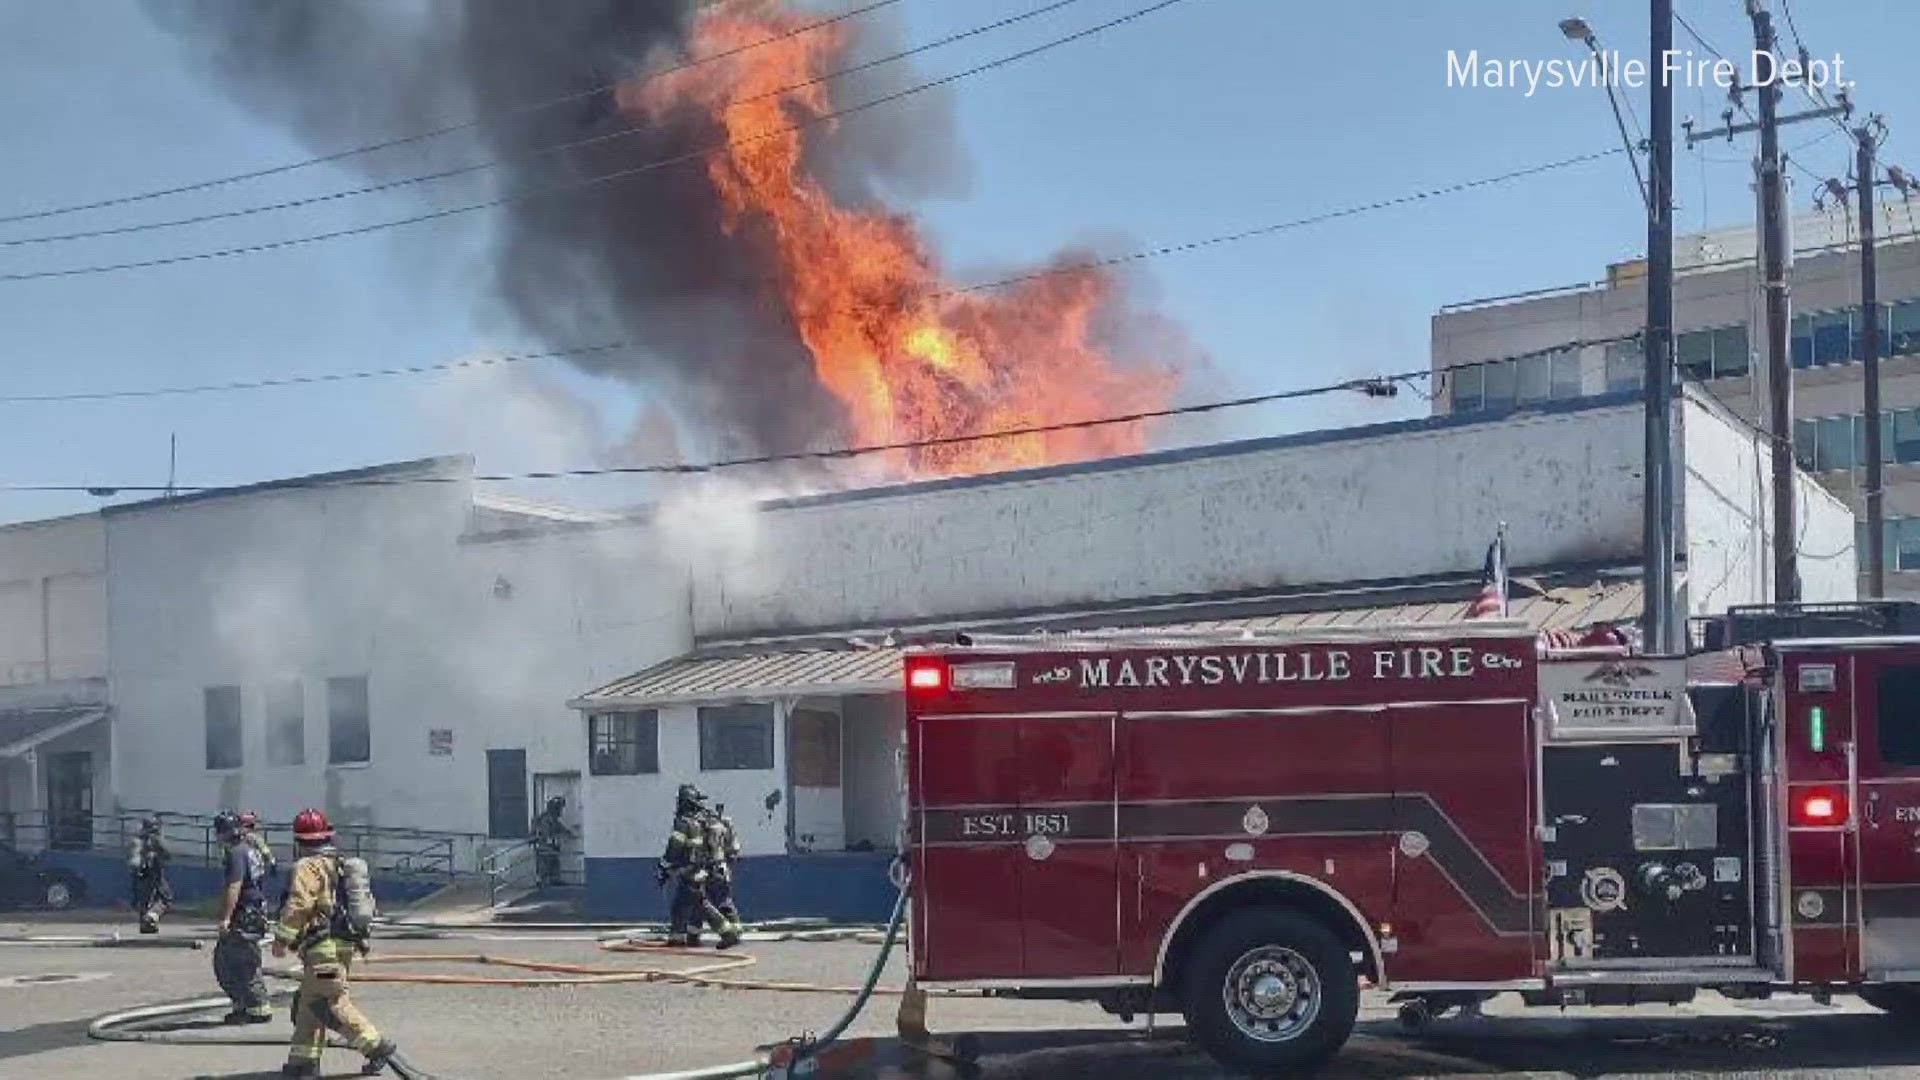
[1860,985,1920,1019]
[1182,907,1359,1074]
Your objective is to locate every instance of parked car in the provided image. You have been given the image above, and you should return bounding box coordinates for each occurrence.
[0,843,86,910]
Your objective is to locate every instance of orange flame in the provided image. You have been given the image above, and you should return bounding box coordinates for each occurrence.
[626,3,1179,477]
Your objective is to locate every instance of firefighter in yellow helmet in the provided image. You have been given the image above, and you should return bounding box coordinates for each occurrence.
[270,809,396,1077]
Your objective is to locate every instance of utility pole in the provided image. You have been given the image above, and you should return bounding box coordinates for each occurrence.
[1858,123,1886,597]
[1750,0,1797,604]
[1645,0,1679,653]
[1688,11,1849,607]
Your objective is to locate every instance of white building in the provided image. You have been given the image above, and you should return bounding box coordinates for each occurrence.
[569,389,1856,920]
[100,457,683,870]
[1432,209,1920,595]
[0,511,110,852]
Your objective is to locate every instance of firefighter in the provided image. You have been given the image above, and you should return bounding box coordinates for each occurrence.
[701,802,745,949]
[128,816,171,934]
[530,795,573,889]
[656,784,711,946]
[271,808,396,1078]
[212,811,274,1024]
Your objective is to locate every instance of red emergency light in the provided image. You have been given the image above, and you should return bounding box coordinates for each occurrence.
[1792,788,1848,828]
[906,659,946,692]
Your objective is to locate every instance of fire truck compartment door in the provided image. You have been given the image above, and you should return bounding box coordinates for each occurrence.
[1015,713,1120,978]
[1851,650,1920,976]
[913,715,1027,979]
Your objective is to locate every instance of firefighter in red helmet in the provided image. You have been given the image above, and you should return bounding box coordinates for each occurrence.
[271,809,396,1077]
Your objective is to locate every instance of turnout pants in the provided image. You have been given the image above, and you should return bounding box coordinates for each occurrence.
[667,878,705,943]
[704,875,743,937]
[213,930,271,1017]
[287,950,383,1069]
[131,873,170,928]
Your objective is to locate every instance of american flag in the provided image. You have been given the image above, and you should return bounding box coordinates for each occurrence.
[1467,527,1508,619]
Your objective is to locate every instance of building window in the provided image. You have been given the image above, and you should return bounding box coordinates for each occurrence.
[1448,349,1584,413]
[205,686,242,771]
[1869,517,1920,573]
[1549,351,1583,399]
[1449,362,1484,413]
[1876,667,1920,768]
[1606,340,1644,392]
[1817,414,1855,473]
[699,703,775,771]
[589,711,659,776]
[1675,324,1751,380]
[1481,358,1517,411]
[327,676,370,766]
[1891,299,1920,357]
[266,679,304,767]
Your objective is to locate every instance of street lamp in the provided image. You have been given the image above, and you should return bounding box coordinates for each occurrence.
[1558,11,1676,653]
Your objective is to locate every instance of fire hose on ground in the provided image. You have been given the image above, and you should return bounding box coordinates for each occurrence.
[73,873,916,1080]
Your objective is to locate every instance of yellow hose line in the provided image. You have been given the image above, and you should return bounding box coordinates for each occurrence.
[346,940,910,994]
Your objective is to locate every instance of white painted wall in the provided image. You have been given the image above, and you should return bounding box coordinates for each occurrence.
[104,460,690,840]
[695,403,1653,640]
[1681,390,1859,613]
[583,702,787,861]
[0,513,106,687]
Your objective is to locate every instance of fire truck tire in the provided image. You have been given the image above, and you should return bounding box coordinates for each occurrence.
[1860,984,1920,1018]
[1181,907,1359,1075]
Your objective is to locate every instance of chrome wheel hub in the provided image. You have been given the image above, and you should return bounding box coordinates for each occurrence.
[1223,946,1321,1042]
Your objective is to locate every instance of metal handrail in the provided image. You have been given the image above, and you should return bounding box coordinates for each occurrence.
[9,809,481,882]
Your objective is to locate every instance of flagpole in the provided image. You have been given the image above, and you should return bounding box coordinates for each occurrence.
[1497,522,1509,618]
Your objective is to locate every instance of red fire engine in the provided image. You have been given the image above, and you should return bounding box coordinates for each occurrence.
[901,605,1920,1074]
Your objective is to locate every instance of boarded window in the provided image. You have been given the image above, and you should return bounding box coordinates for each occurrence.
[699,704,775,771]
[266,679,304,767]
[589,712,659,776]
[788,709,843,787]
[205,686,242,771]
[327,676,370,765]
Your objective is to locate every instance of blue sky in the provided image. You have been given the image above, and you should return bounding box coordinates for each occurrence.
[1,0,1914,524]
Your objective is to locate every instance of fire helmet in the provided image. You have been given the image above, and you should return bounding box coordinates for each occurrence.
[292,808,334,844]
[139,816,161,836]
[213,811,242,840]
[238,810,260,830]
[675,784,707,812]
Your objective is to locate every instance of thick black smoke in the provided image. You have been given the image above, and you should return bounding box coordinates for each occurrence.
[146,0,962,460]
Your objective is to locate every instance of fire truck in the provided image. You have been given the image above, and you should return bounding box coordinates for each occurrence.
[900,604,1920,1074]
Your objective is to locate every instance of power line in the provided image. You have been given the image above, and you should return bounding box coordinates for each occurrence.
[0,0,1092,249]
[0,0,905,228]
[0,337,1641,495]
[0,343,627,403]
[0,0,1193,283]
[0,147,1623,405]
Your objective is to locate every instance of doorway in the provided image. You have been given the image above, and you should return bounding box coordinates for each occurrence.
[486,749,529,840]
[533,771,583,885]
[46,751,92,850]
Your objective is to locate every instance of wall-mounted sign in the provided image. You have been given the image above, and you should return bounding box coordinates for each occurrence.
[428,729,454,756]
[1542,658,1693,741]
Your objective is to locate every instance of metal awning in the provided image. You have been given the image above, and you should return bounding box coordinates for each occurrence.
[0,706,107,759]
[572,649,903,710]
[573,576,1644,711]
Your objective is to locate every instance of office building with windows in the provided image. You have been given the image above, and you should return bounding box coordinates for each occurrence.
[1433,208,1920,595]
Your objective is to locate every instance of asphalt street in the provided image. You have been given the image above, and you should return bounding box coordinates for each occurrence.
[4,917,1919,1079]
